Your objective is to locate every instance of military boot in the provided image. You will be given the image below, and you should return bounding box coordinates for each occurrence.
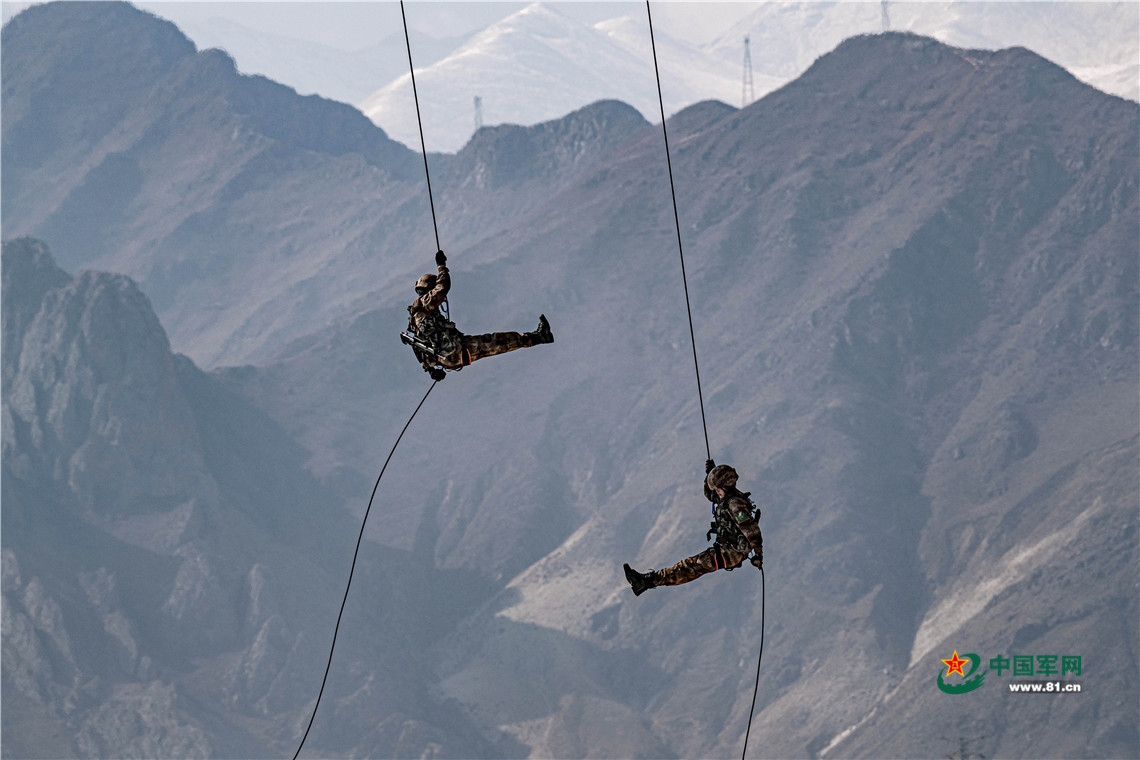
[535,314,554,344]
[623,563,656,596]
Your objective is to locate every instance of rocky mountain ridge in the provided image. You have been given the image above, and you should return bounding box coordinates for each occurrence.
[1,238,508,758]
[130,2,1138,155]
[362,1,1138,153]
[3,2,653,369]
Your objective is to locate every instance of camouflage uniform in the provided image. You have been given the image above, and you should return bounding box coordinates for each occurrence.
[650,544,749,586]
[624,464,762,595]
[650,489,763,587]
[407,263,550,371]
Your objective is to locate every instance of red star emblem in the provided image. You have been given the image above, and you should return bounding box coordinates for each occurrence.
[942,650,968,678]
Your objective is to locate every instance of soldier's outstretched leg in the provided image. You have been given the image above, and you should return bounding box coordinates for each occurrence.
[463,314,553,363]
[653,545,746,587]
[623,546,746,595]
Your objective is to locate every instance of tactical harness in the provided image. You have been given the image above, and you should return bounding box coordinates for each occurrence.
[401,298,470,375]
[706,491,760,558]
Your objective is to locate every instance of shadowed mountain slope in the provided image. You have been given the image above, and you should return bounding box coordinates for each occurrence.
[1,239,512,759]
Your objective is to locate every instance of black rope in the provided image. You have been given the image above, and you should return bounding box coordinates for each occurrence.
[400,0,441,252]
[740,567,766,760]
[291,379,440,760]
[645,0,710,461]
[645,5,765,757]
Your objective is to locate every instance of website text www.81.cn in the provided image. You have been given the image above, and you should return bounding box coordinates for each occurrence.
[1007,680,1082,694]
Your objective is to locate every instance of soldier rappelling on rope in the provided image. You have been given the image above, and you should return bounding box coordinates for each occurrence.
[623,461,763,595]
[402,249,554,381]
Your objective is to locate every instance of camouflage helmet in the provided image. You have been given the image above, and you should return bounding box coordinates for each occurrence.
[706,464,738,491]
[415,273,437,293]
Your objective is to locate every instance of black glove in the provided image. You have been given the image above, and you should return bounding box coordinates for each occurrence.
[429,368,446,382]
[435,249,446,266]
[750,552,763,571]
[705,458,715,473]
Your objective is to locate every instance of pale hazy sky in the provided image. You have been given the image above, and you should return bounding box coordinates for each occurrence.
[2,1,761,48]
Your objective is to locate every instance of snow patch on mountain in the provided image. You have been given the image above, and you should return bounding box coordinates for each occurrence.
[360,3,744,153]
[364,0,1135,153]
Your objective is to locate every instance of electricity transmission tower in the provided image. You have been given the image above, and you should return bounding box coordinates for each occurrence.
[474,95,483,131]
[941,734,987,760]
[742,36,755,108]
[881,0,891,31]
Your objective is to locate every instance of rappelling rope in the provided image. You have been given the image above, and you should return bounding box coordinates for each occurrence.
[291,379,440,760]
[400,0,441,252]
[645,4,765,758]
[740,567,766,760]
[644,0,710,462]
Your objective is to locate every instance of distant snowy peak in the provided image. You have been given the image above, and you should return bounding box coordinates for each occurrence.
[157,12,469,107]
[594,14,781,109]
[359,2,741,154]
[360,0,1136,155]
[708,1,884,77]
[708,1,1139,101]
[483,2,582,41]
[359,3,646,153]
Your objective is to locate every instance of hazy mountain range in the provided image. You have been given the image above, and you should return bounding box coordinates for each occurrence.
[138,1,1139,153]
[3,2,1138,759]
[359,3,768,153]
[365,2,1139,152]
[169,13,470,109]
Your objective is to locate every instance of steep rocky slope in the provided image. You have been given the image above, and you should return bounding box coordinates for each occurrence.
[2,1,649,369]
[1,239,506,758]
[228,33,1139,760]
